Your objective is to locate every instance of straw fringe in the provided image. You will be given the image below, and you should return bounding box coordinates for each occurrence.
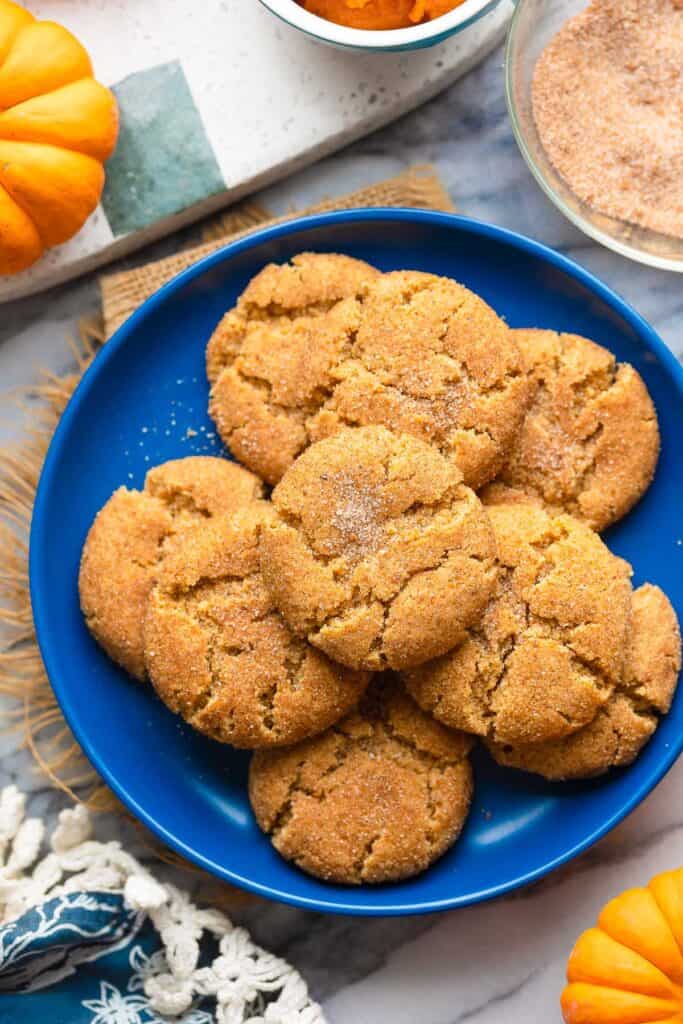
[0,318,115,810]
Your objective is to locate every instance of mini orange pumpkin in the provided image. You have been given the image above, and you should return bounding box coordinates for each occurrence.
[0,0,118,275]
[562,867,683,1024]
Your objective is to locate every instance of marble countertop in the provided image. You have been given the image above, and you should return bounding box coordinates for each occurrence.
[2,41,683,1024]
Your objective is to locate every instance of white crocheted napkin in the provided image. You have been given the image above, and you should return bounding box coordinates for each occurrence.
[0,787,326,1023]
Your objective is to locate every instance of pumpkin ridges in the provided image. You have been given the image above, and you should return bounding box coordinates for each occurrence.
[651,872,683,958]
[561,982,681,1024]
[598,888,683,987]
[562,870,683,1024]
[567,928,676,999]
[0,79,119,161]
[0,3,117,272]
[0,21,93,112]
[0,0,32,70]
[0,179,41,273]
[0,140,104,247]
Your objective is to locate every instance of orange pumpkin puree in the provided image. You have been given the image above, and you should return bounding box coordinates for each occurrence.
[299,0,465,30]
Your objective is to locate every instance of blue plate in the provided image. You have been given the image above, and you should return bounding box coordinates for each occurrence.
[30,210,683,915]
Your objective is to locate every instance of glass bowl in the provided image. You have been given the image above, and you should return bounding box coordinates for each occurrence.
[505,0,683,272]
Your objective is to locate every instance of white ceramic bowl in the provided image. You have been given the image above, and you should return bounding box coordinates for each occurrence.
[259,0,502,51]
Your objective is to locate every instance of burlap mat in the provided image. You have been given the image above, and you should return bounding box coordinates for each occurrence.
[0,166,454,872]
[101,165,454,338]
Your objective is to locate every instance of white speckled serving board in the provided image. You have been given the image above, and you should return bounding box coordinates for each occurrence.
[0,0,512,303]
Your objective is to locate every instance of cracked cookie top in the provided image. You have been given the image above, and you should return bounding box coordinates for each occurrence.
[206,252,380,485]
[259,425,498,673]
[143,503,370,749]
[308,270,530,490]
[486,583,681,779]
[486,329,660,531]
[79,456,263,680]
[249,674,474,884]
[403,501,633,746]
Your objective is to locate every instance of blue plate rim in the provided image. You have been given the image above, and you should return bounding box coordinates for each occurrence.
[30,208,683,916]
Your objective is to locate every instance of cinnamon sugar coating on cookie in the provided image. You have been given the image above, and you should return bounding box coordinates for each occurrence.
[259,425,498,672]
[487,583,681,779]
[207,262,529,490]
[249,675,474,884]
[487,329,659,530]
[309,270,530,489]
[79,457,263,680]
[206,252,380,485]
[404,501,633,746]
[144,503,369,748]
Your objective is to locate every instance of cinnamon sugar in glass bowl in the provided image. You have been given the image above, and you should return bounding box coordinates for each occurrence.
[258,0,503,51]
[506,0,683,272]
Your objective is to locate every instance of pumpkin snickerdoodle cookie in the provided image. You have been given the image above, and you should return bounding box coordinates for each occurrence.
[79,456,263,680]
[208,262,529,491]
[206,252,380,485]
[487,583,681,780]
[144,503,369,748]
[404,500,633,746]
[308,270,531,490]
[484,329,659,531]
[249,674,474,884]
[259,425,498,673]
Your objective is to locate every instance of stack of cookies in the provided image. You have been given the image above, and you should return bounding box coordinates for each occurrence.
[80,253,681,887]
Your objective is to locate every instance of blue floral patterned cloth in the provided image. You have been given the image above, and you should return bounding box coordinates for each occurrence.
[0,892,211,1024]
